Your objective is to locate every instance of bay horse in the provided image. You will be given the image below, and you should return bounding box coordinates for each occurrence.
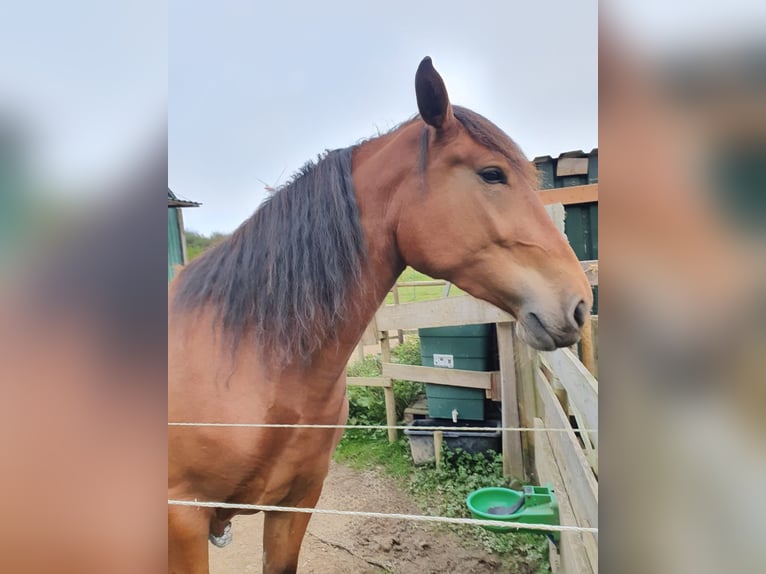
[168,57,592,574]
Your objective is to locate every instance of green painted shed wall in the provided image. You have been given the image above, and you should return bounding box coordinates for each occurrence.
[168,207,184,282]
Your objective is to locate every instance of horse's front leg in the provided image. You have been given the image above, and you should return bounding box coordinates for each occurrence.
[261,486,323,574]
[168,505,212,574]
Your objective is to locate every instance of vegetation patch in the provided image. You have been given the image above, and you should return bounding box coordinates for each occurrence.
[184,230,229,260]
[338,337,551,573]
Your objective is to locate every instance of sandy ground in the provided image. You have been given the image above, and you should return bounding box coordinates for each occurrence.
[210,462,507,574]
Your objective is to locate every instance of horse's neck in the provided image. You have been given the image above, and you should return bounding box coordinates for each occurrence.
[314,123,421,366]
[353,123,423,312]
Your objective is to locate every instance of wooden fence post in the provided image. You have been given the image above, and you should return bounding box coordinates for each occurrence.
[380,331,398,443]
[391,287,404,344]
[433,430,444,468]
[496,322,524,479]
[513,324,540,481]
[580,316,596,376]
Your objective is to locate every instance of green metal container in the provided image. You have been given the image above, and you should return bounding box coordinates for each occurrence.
[424,385,485,421]
[418,324,497,421]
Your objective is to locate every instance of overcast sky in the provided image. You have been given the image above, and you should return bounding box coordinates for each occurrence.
[169,0,598,235]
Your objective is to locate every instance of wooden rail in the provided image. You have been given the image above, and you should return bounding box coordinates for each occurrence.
[541,349,598,450]
[538,183,598,206]
[376,295,512,332]
[382,363,495,390]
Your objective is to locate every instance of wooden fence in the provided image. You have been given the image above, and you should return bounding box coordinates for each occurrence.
[348,261,599,573]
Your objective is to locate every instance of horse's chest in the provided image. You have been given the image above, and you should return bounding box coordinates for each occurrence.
[230,427,335,505]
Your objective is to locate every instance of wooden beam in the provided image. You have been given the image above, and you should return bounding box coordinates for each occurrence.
[382,363,494,390]
[534,418,594,574]
[497,323,524,480]
[434,431,444,469]
[590,315,599,379]
[391,287,404,344]
[556,157,589,177]
[346,376,391,388]
[538,183,598,206]
[513,326,540,478]
[579,316,596,376]
[375,295,512,332]
[570,401,599,475]
[487,372,501,401]
[395,280,447,288]
[535,370,598,568]
[542,348,598,449]
[579,260,598,286]
[360,314,378,346]
[380,334,397,443]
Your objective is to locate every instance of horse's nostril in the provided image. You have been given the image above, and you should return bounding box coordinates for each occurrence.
[573,299,587,328]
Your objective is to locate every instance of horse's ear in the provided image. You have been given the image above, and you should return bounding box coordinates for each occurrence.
[415,57,454,129]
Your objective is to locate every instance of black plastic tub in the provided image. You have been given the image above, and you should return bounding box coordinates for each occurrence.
[403,418,502,465]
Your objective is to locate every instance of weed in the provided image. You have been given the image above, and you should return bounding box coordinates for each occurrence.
[409,448,550,571]
[340,337,551,572]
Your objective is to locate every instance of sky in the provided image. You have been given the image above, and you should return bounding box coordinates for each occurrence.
[3,1,762,237]
[169,0,598,235]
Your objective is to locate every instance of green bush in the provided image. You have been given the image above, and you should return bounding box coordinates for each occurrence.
[345,337,425,427]
[390,336,422,366]
[340,337,550,572]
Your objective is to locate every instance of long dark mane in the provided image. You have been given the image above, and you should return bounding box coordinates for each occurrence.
[172,147,366,365]
[172,108,531,366]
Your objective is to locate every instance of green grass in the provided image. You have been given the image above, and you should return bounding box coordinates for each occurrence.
[384,267,465,305]
[344,338,424,429]
[334,433,413,479]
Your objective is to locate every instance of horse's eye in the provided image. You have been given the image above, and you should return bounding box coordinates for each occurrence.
[479,168,507,185]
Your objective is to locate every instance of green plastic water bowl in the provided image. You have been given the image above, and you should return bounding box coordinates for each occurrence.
[466,484,560,540]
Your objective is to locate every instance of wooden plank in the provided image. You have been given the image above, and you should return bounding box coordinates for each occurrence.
[535,370,598,568]
[556,157,589,177]
[395,280,447,288]
[382,363,493,390]
[590,315,598,379]
[353,344,365,363]
[569,402,599,475]
[548,539,561,573]
[538,183,598,206]
[383,385,397,442]
[497,323,524,479]
[543,348,598,449]
[533,418,594,574]
[391,288,404,344]
[487,372,501,401]
[579,316,596,376]
[380,334,397,443]
[346,376,391,388]
[513,326,539,478]
[360,315,378,346]
[433,431,444,469]
[580,260,598,286]
[375,295,512,332]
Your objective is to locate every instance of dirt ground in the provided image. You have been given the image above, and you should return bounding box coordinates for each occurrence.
[210,462,507,573]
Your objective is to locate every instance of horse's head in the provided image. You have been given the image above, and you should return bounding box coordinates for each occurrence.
[395,57,592,350]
